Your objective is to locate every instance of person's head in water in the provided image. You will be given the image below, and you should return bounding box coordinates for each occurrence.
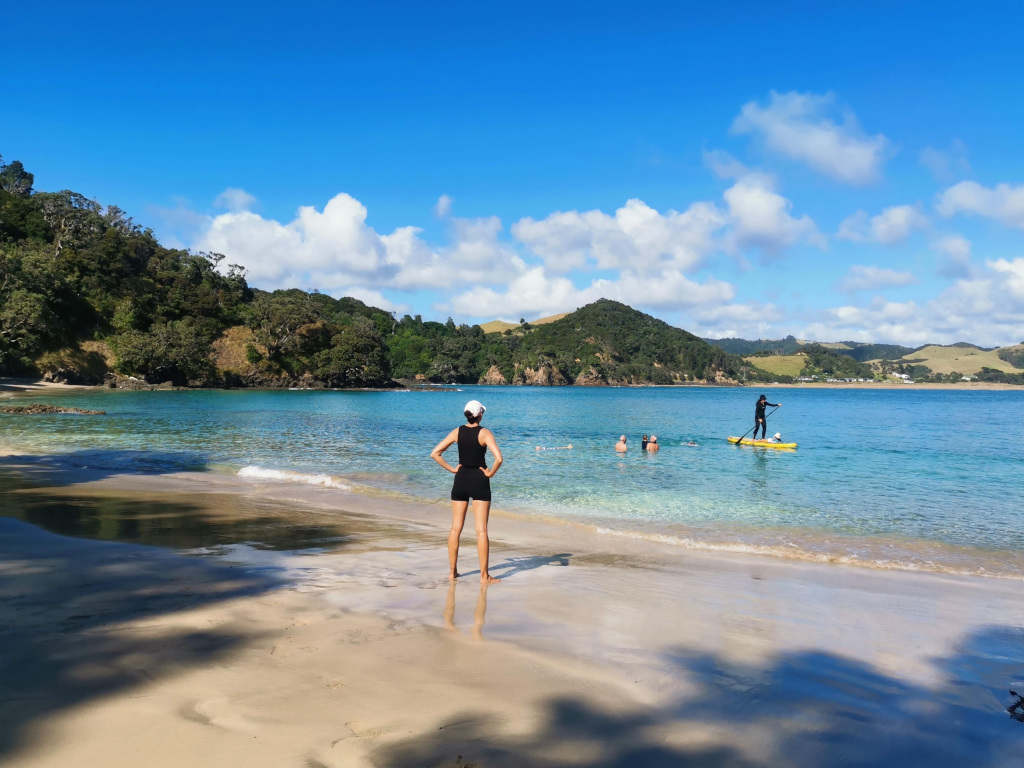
[464,399,486,425]
[649,435,658,444]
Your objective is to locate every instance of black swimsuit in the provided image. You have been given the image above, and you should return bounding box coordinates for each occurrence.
[451,425,491,502]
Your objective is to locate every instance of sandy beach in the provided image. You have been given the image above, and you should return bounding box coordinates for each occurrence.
[1,455,1023,767]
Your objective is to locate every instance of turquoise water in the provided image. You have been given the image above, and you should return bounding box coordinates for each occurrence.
[2,386,1023,576]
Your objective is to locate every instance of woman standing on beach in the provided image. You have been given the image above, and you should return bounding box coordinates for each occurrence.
[430,399,503,584]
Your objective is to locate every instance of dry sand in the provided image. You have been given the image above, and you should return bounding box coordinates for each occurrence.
[1,463,1023,766]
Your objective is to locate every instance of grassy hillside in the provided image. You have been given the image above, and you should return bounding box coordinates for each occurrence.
[480,312,568,334]
[744,354,806,377]
[900,345,1019,375]
[479,320,519,334]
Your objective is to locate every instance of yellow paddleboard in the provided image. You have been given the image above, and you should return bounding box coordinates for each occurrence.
[728,437,798,449]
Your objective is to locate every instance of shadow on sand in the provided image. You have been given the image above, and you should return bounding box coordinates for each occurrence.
[373,624,1024,767]
[0,449,212,487]
[0,468,369,763]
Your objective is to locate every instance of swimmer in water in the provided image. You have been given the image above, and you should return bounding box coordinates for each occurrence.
[615,435,628,452]
[431,399,503,584]
[646,435,659,453]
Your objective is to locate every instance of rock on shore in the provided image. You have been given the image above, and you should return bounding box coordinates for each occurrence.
[0,404,106,415]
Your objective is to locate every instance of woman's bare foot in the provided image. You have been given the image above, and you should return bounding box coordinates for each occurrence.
[481,574,501,584]
[449,570,460,581]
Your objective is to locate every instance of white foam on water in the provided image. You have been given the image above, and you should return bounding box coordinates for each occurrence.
[237,465,350,490]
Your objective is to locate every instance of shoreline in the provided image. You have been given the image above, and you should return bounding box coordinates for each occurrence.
[1,444,1022,581]
[3,376,1022,393]
[2,463,1023,765]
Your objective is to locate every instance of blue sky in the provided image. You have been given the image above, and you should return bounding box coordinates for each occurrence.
[4,1,1024,345]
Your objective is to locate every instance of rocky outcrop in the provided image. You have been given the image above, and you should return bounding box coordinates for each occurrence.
[103,374,179,391]
[0,404,105,415]
[478,365,507,385]
[514,364,569,386]
[574,367,608,386]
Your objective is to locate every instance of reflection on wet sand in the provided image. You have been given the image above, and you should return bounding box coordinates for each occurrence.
[0,475,424,554]
[444,581,490,640]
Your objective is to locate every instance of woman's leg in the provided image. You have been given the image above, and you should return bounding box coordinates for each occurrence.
[472,500,501,584]
[449,501,468,579]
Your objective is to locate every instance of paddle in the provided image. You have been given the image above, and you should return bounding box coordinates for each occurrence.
[733,405,780,445]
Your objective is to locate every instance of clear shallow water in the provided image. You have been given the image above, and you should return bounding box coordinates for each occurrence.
[2,386,1022,577]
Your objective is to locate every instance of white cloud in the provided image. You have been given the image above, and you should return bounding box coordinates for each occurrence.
[511,199,726,274]
[919,140,971,183]
[837,204,928,245]
[434,194,452,218]
[933,235,973,279]
[195,192,526,294]
[802,258,1024,346]
[199,193,390,291]
[731,91,889,185]
[689,301,782,340]
[836,265,918,293]
[723,173,824,254]
[447,266,734,320]
[936,181,1024,231]
[213,187,258,212]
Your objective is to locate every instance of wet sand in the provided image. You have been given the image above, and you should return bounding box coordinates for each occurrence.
[1,461,1023,766]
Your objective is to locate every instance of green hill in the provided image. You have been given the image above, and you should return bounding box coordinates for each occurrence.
[490,299,768,385]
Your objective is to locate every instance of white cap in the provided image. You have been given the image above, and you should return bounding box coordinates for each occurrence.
[464,400,486,417]
[773,432,781,439]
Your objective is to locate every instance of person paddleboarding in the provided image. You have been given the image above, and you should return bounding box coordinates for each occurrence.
[754,394,781,440]
[431,400,503,584]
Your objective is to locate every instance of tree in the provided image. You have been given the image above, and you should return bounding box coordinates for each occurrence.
[112,318,216,385]
[312,317,391,387]
[0,156,34,197]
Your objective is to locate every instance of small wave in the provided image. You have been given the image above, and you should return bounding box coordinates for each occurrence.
[238,465,350,490]
[592,526,1024,581]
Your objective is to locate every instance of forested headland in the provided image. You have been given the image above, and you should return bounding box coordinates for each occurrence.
[0,155,772,389]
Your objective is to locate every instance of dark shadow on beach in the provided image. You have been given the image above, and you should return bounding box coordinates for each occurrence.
[0,469,373,761]
[492,553,572,579]
[0,513,283,761]
[373,625,1024,767]
[0,448,212,487]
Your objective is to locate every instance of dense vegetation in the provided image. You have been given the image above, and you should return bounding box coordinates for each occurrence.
[705,335,804,356]
[707,335,913,362]
[0,154,391,386]
[0,155,768,388]
[997,346,1024,369]
[486,299,769,384]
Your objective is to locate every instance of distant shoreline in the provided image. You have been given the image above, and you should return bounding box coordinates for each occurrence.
[2,376,1022,394]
